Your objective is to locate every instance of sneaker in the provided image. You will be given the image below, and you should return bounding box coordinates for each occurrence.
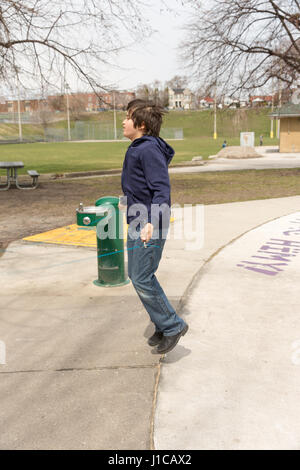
[156,324,189,354]
[147,331,164,347]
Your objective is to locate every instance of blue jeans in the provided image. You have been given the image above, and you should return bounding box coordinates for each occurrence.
[127,227,186,336]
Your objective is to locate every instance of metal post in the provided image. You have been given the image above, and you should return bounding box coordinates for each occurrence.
[17,81,23,142]
[113,91,117,140]
[270,80,274,139]
[65,83,71,141]
[213,83,217,139]
[277,75,282,139]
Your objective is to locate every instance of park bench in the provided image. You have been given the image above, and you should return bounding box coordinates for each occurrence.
[0,162,40,190]
[25,170,40,189]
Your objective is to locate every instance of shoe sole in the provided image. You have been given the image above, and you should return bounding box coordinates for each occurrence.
[157,324,189,354]
[148,338,163,347]
[147,333,163,347]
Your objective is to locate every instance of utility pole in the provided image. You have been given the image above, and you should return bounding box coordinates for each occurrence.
[276,79,282,139]
[213,80,217,140]
[277,64,283,139]
[270,79,274,139]
[17,78,23,142]
[65,82,71,141]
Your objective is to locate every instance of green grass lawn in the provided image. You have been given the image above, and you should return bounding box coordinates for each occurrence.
[0,142,129,174]
[0,136,280,174]
[163,108,274,139]
[171,135,278,160]
[0,108,280,174]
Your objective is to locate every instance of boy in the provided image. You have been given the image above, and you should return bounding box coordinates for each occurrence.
[121,100,188,354]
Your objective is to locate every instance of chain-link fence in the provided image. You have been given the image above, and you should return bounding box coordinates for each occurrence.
[0,112,32,123]
[0,120,183,143]
[44,122,184,141]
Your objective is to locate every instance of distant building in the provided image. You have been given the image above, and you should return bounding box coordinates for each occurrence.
[223,96,247,108]
[199,97,215,108]
[250,95,273,107]
[57,91,136,112]
[168,88,194,110]
[239,100,249,108]
[3,98,44,114]
[0,97,7,113]
[0,90,135,115]
[270,103,300,152]
[100,91,135,111]
[199,96,245,109]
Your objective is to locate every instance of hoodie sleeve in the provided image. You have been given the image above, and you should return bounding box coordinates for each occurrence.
[140,143,171,228]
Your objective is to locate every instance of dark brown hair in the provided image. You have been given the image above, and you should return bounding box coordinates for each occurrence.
[127,100,166,137]
[126,99,148,111]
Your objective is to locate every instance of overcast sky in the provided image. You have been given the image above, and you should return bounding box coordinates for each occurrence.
[1,1,195,98]
[76,1,194,92]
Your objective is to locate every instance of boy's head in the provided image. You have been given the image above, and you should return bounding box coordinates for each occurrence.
[123,100,165,140]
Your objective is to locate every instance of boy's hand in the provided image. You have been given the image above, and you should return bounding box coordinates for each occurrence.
[140,223,153,243]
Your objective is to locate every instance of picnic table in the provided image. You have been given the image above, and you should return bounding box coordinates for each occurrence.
[0,161,39,190]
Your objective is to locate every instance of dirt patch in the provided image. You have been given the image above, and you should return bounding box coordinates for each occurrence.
[0,177,122,245]
[1,169,300,246]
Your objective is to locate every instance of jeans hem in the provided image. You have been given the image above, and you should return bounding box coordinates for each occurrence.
[163,323,187,337]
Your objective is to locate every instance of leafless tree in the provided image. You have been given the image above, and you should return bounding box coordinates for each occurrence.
[0,0,151,95]
[48,94,65,112]
[166,75,188,90]
[136,84,151,100]
[113,92,134,110]
[181,0,300,96]
[136,81,170,107]
[68,95,87,119]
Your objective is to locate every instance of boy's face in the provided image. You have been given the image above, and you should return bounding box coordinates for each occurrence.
[123,110,144,141]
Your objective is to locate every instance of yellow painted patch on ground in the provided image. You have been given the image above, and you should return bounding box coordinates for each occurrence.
[23,224,98,247]
[23,217,174,247]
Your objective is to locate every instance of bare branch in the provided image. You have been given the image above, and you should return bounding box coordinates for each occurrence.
[181,0,300,95]
[0,0,152,92]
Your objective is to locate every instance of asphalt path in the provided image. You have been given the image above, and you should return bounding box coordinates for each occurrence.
[169,147,300,174]
[61,147,300,182]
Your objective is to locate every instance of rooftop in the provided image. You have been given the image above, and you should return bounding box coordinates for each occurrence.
[270,103,300,118]
[250,95,273,102]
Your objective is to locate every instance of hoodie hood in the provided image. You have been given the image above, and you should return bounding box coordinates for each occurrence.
[129,135,174,165]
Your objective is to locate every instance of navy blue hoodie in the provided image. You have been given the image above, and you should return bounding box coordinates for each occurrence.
[121,135,174,230]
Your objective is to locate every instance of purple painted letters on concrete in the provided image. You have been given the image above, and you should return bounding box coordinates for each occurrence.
[237,217,300,276]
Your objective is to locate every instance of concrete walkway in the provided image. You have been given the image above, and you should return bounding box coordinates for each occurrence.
[155,196,300,450]
[1,195,300,449]
[170,146,300,174]
[0,212,205,449]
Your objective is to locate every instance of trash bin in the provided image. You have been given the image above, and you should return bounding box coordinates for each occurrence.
[76,196,129,287]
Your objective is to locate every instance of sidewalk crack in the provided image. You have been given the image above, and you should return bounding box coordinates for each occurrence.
[0,364,158,374]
